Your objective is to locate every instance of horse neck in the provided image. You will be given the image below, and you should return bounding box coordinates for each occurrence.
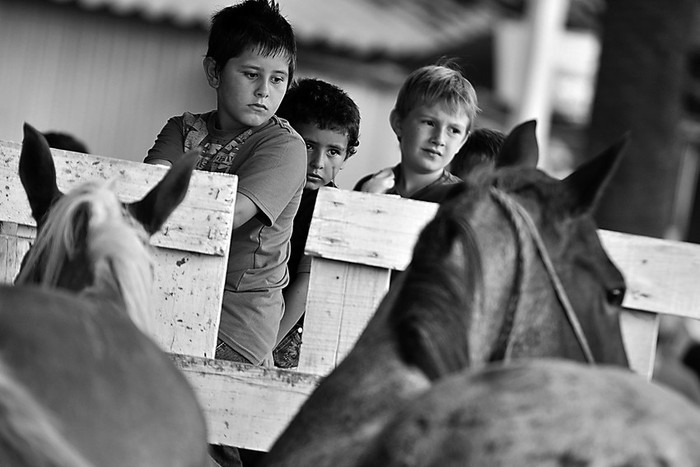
[443,196,523,368]
[266,284,431,467]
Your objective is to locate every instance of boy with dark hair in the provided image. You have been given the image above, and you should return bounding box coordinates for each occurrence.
[447,127,506,179]
[354,62,479,202]
[145,0,306,369]
[273,77,361,368]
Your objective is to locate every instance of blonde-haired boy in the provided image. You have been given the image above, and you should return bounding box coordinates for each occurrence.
[355,62,479,202]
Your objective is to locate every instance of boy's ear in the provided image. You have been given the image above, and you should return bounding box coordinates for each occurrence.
[389,109,402,140]
[203,57,219,89]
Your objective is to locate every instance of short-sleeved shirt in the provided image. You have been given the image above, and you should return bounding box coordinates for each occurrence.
[146,111,306,363]
[354,164,462,203]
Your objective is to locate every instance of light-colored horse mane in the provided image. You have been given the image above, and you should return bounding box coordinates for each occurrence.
[15,181,154,334]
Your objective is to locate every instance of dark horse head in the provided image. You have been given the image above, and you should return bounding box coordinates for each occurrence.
[392,120,630,378]
[263,120,630,467]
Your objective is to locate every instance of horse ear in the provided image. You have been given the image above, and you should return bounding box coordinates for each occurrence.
[128,149,199,235]
[495,120,539,169]
[19,123,63,223]
[561,134,629,214]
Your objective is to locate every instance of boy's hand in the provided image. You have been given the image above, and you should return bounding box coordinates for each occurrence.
[359,167,395,194]
[260,351,275,368]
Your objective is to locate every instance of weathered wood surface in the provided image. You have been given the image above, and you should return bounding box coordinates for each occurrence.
[179,188,700,450]
[0,140,237,358]
[172,354,320,450]
[4,142,700,451]
[299,188,700,379]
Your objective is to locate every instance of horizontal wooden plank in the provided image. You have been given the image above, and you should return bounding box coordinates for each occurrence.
[305,188,438,270]
[600,230,700,321]
[0,140,237,256]
[306,190,700,323]
[302,191,700,384]
[172,354,320,451]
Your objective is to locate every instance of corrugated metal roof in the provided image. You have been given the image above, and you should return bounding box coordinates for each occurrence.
[49,0,498,59]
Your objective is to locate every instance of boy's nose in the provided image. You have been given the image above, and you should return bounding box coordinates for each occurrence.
[255,82,270,98]
[431,129,446,146]
[309,153,324,169]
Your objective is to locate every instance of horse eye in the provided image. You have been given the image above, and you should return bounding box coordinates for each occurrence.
[606,287,625,307]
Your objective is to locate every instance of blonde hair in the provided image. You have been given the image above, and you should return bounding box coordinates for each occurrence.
[393,63,480,131]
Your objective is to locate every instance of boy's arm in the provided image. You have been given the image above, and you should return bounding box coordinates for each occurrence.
[277,270,309,344]
[355,167,395,193]
[233,193,261,230]
[144,117,185,165]
[236,133,306,228]
[145,162,260,229]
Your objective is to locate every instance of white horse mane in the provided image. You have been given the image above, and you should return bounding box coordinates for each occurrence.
[16,181,155,334]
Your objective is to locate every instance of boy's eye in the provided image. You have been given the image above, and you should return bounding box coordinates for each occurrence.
[244,72,258,79]
[328,149,342,158]
[450,127,463,135]
[271,76,286,85]
[305,142,314,151]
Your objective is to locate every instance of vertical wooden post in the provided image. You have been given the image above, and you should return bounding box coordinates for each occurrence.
[510,0,570,170]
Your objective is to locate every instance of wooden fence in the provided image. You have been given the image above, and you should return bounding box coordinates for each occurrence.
[0,141,236,358]
[3,141,700,451]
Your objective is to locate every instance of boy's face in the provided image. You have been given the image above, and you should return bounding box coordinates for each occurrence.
[295,122,349,190]
[390,102,469,176]
[204,48,290,132]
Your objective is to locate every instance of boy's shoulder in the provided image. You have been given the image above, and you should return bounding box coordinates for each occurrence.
[256,116,305,148]
[269,115,301,138]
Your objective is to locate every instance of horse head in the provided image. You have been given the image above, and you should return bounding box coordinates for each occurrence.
[0,124,210,467]
[264,121,630,467]
[391,120,629,379]
[15,123,198,333]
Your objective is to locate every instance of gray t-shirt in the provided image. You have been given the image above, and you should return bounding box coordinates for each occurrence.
[146,111,306,363]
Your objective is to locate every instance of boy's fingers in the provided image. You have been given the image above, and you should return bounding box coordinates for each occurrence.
[361,169,395,193]
[375,167,395,179]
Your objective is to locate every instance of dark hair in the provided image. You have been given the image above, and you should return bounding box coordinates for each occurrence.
[277,78,361,158]
[43,132,89,154]
[449,128,506,178]
[206,0,297,82]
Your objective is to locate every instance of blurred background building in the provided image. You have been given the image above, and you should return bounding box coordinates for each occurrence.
[2,0,699,241]
[0,0,602,185]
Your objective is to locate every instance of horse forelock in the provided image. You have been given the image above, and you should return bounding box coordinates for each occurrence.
[391,198,484,380]
[86,212,155,334]
[17,181,155,334]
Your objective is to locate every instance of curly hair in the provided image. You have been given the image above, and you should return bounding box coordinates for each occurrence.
[277,78,361,158]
